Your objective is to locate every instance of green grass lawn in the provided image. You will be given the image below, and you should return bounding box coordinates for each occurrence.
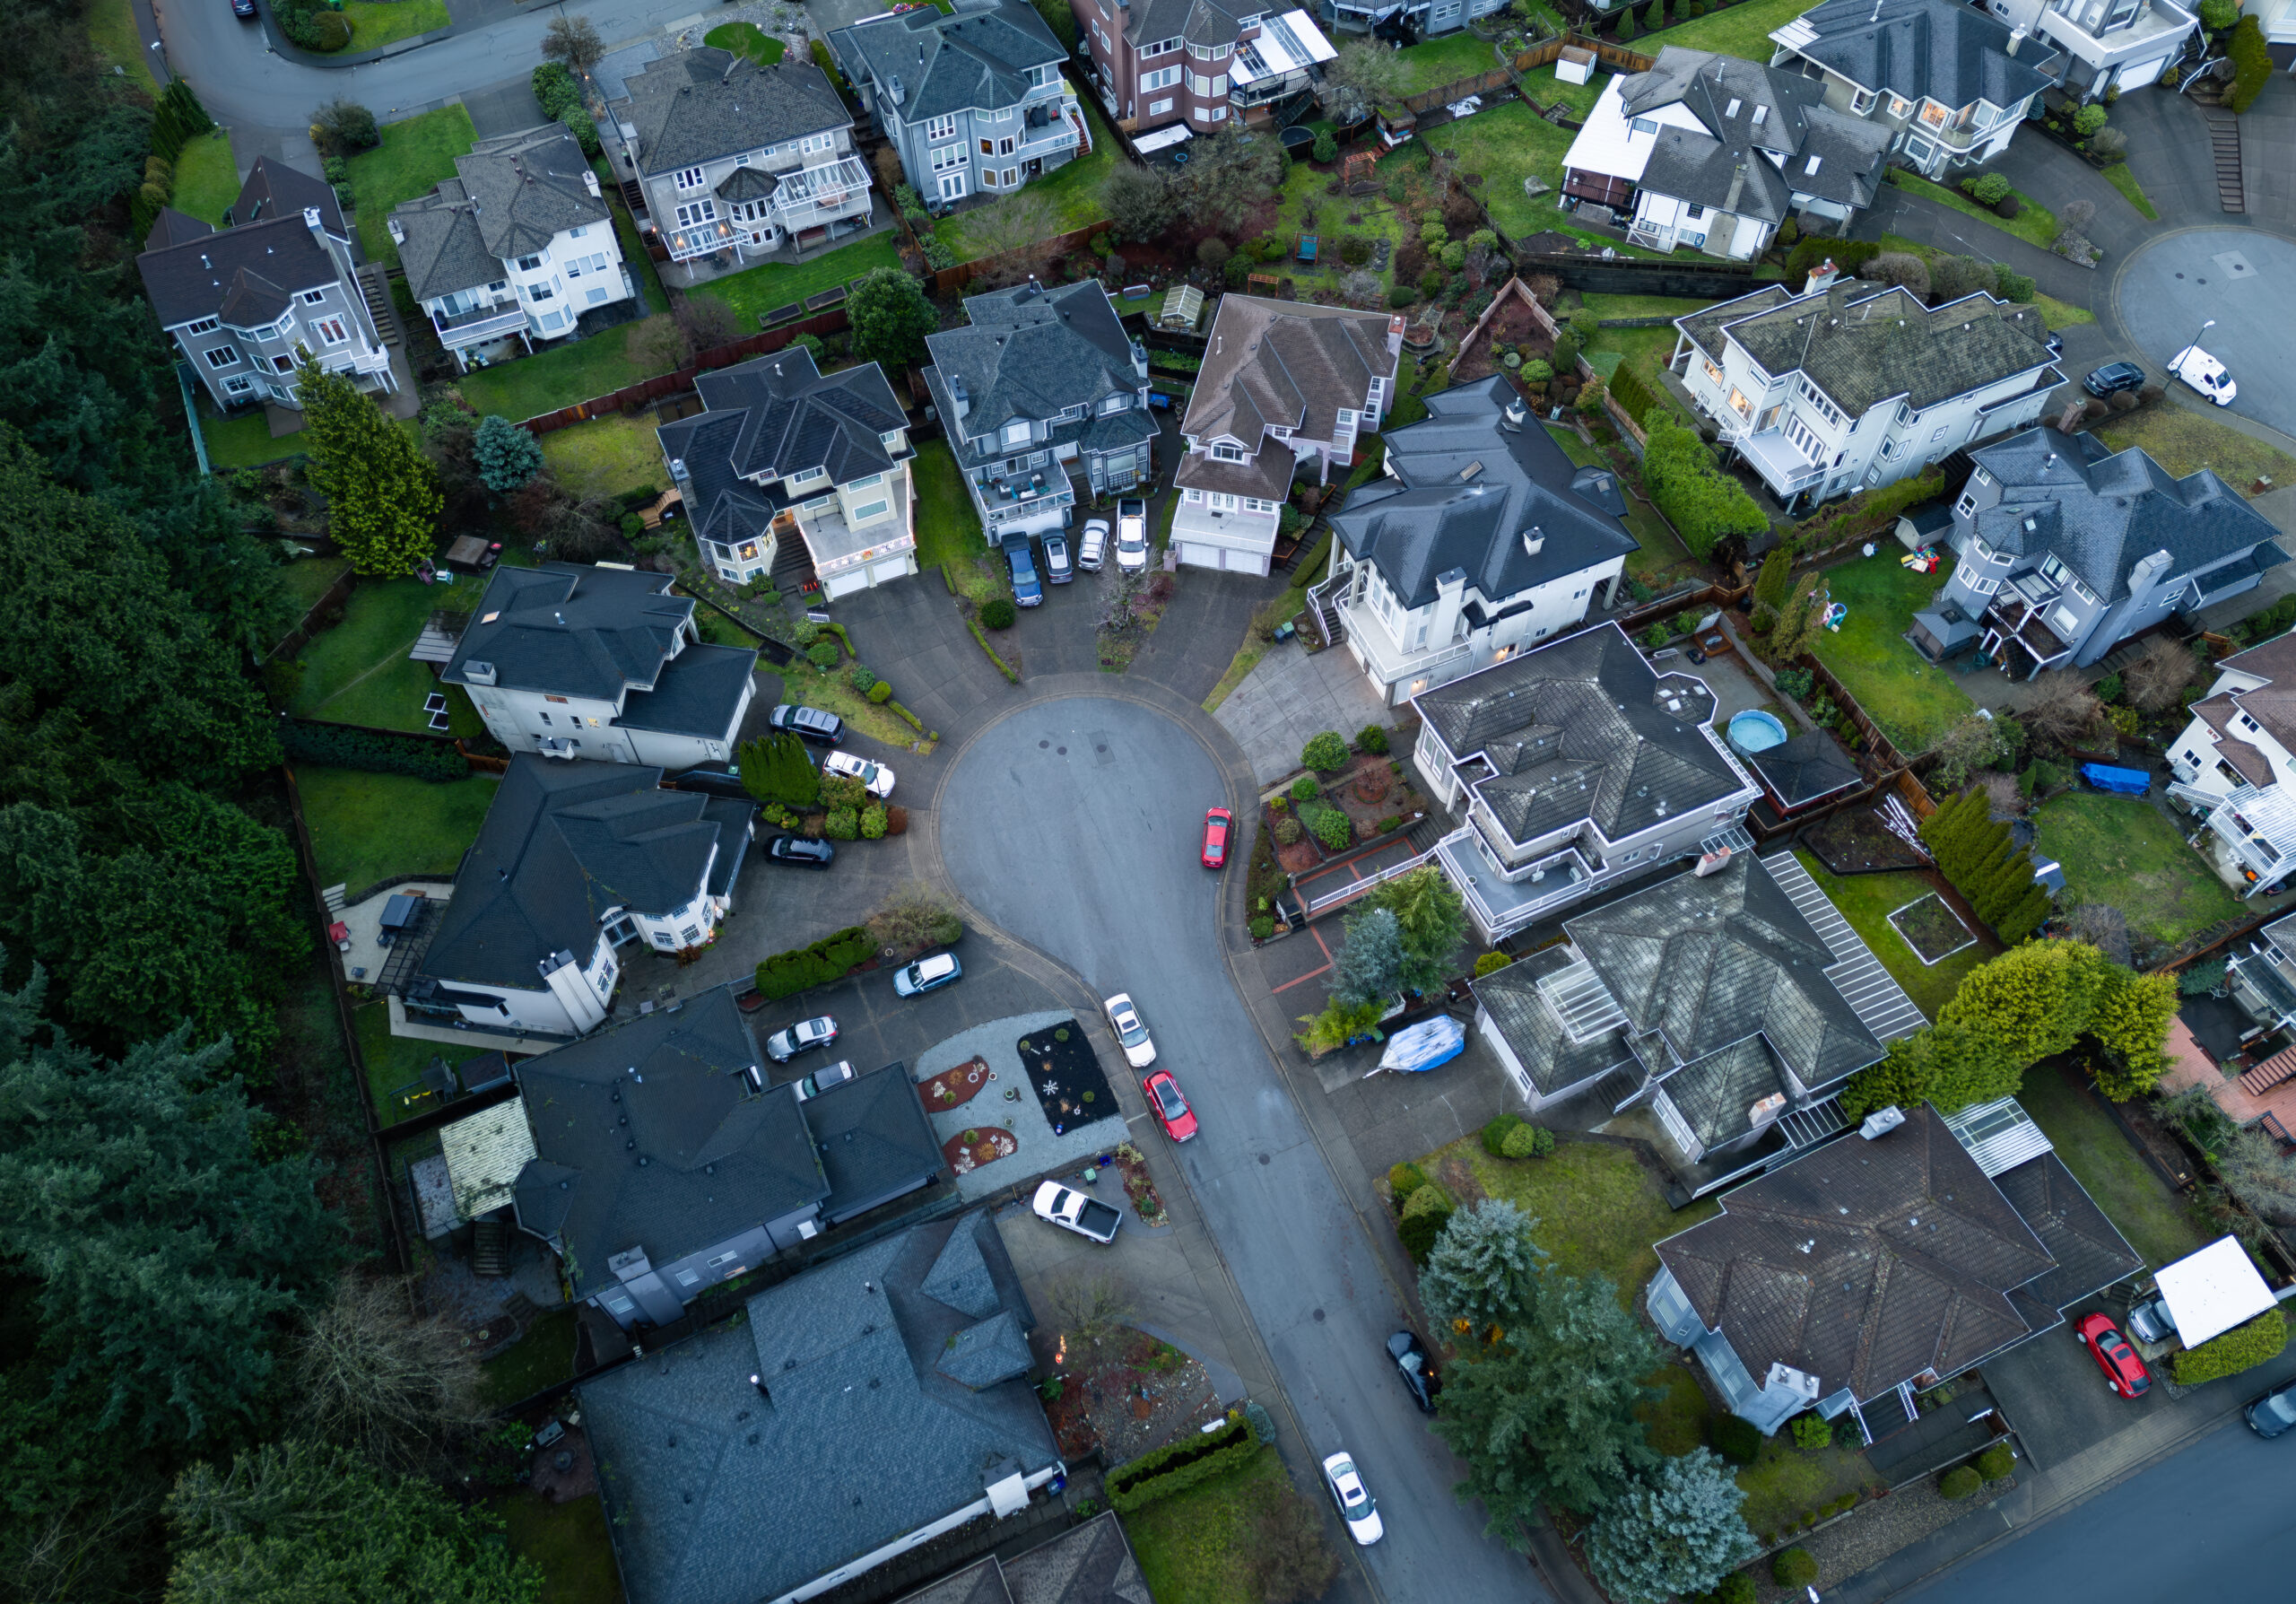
[1424,101,1578,239]
[2018,1057,2212,1268]
[482,1307,580,1408]
[291,578,485,737]
[688,599,763,650]
[354,999,449,1125]
[912,440,985,568]
[2095,401,2296,491]
[2103,162,2159,222]
[1885,170,2059,253]
[1544,423,1694,579]
[1639,1364,1711,1456]
[695,231,907,327]
[704,20,786,64]
[1122,1446,1296,1604]
[496,1490,623,1604]
[1793,851,1979,1019]
[1734,1432,1878,1542]
[83,0,160,95]
[1392,31,1501,96]
[2033,792,2243,948]
[171,131,240,226]
[297,767,500,895]
[537,409,667,502]
[1451,1135,1717,1305]
[279,554,352,615]
[941,100,1120,259]
[343,0,448,49]
[1871,234,2093,328]
[346,105,478,269]
[1251,161,1414,303]
[1804,554,1973,754]
[1578,292,1709,324]
[1582,321,1693,424]
[1519,61,1607,119]
[1649,0,1810,61]
[199,401,295,470]
[457,316,674,423]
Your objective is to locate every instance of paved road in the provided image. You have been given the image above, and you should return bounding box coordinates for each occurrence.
[2113,228,2296,443]
[937,694,1541,1604]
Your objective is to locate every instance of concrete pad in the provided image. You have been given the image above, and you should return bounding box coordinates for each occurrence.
[461,74,548,138]
[1214,640,1393,787]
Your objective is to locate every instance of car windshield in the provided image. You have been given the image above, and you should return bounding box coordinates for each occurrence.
[1155,1080,1186,1118]
[2266,1390,2296,1424]
[849,761,878,783]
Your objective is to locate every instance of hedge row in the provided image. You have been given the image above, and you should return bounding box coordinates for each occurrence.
[2173,1308,2288,1385]
[1918,789,2050,942]
[533,64,602,156]
[282,719,468,782]
[754,926,874,1001]
[1107,1416,1255,1512]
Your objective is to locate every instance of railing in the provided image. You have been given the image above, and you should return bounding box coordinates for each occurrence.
[774,158,872,231]
[431,304,526,345]
[1305,568,1348,648]
[1304,828,1462,918]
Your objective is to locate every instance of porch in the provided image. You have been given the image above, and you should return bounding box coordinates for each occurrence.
[1730,427,1828,502]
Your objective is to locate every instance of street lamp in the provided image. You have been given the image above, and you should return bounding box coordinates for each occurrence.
[2182,318,2217,365]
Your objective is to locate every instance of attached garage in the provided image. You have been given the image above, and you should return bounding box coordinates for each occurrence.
[1177,541,1222,569]
[2116,55,2170,91]
[823,569,872,600]
[870,554,915,586]
[1223,546,1269,575]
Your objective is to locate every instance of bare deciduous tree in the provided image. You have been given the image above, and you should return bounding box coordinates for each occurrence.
[966,191,1062,273]
[865,881,963,954]
[1102,163,1178,243]
[1864,251,1930,301]
[1185,126,1283,235]
[290,1272,487,1471]
[2021,672,2103,750]
[2122,633,2200,713]
[1047,1270,1134,1353]
[543,15,606,76]
[674,292,744,359]
[1318,40,1405,126]
[633,312,691,374]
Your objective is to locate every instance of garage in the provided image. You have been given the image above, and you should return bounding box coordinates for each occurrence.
[822,569,872,600]
[2116,55,2170,91]
[870,554,915,586]
[1223,546,1269,575]
[1177,541,1222,569]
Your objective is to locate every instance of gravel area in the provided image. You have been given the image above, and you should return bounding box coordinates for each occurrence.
[1744,1476,2015,1600]
[914,1010,1128,1200]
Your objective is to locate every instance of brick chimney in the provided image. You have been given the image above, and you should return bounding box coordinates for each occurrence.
[1804,257,1841,297]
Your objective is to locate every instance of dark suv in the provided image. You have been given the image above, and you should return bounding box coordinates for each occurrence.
[2083,362,2147,398]
[1003,533,1043,606]
[770,704,843,745]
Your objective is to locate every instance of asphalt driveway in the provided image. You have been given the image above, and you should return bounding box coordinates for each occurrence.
[1984,1314,2178,1471]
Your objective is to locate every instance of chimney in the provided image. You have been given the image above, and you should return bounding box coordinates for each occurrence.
[1521,525,1544,556]
[1387,313,1405,354]
[1858,1105,1907,1140]
[1722,159,1747,218]
[1501,398,1526,431]
[585,169,602,199]
[1430,568,1468,650]
[387,217,406,246]
[890,74,906,106]
[1804,257,1840,297]
[302,205,326,248]
[2005,25,2025,55]
[949,372,970,423]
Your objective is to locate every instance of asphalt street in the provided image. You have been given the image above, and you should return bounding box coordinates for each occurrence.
[936,694,1541,1604]
[2112,227,2296,443]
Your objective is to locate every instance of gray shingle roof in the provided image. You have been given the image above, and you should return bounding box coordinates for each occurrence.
[1990,1152,2143,1314]
[1597,49,1890,215]
[231,155,348,235]
[1786,0,2055,108]
[1622,48,1819,161]
[804,1065,947,1225]
[1179,295,1399,453]
[137,157,352,329]
[922,1210,1004,1318]
[144,207,214,251]
[581,1211,1057,1604]
[392,179,501,304]
[1656,1035,1792,1153]
[616,643,760,737]
[831,0,1064,126]
[1000,1511,1152,1604]
[392,124,609,301]
[1637,127,1795,225]
[938,1310,1033,1389]
[619,48,851,179]
[1331,376,1638,611]
[446,562,694,702]
[926,280,1141,448]
[657,346,908,523]
[1749,729,1863,807]
[1471,946,1639,1098]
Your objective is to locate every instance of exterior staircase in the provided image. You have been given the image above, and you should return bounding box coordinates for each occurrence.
[2209,115,2244,214]
[472,1217,509,1277]
[2239,1044,2296,1097]
[770,526,818,597]
[354,263,402,346]
[322,884,349,916]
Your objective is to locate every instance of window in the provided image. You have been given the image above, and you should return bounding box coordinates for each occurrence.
[1974,468,1992,488]
[1850,89,1873,114]
[185,316,220,336]
[1795,376,1845,429]
[1725,99,1741,118]
[1804,153,1822,175]
[931,144,963,171]
[1929,423,1948,442]
[927,114,959,140]
[1148,97,1173,116]
[526,283,556,302]
[517,253,545,271]
[270,353,296,373]
[1631,117,1658,135]
[979,137,994,155]
[569,225,587,239]
[1002,167,1018,187]
[850,499,890,522]
[1004,421,1031,446]
[1143,36,1180,55]
[1102,394,1131,414]
[1752,103,1769,126]
[1955,492,1976,515]
[996,136,1015,157]
[680,925,702,944]
[1889,95,1910,117]
[801,132,835,155]
[674,199,718,227]
[1686,203,1705,220]
[310,316,348,345]
[203,344,242,370]
[674,166,706,190]
[1211,444,1245,462]
[1142,65,1181,92]
[299,289,327,306]
[1701,358,1724,386]
[222,375,254,395]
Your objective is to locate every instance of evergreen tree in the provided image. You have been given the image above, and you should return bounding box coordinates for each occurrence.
[1584,1448,1759,1604]
[845,266,938,370]
[736,731,820,806]
[1841,1018,2014,1117]
[1994,885,2053,944]
[1363,865,1469,995]
[1768,571,1825,664]
[473,414,544,494]
[2088,965,2178,1099]
[1749,536,1797,631]
[1331,906,1404,1008]
[297,359,442,577]
[1420,1199,1547,1335]
[1939,938,2105,1063]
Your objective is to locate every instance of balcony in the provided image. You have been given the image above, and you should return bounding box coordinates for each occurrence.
[773,156,872,231]
[2037,0,2194,62]
[1437,830,1597,939]
[430,301,526,347]
[1733,429,1827,497]
[1339,597,1473,689]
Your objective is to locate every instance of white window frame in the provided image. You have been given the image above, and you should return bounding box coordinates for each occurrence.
[310,316,349,345]
[1148,97,1174,117]
[926,113,959,141]
[203,344,243,370]
[1142,65,1181,92]
[298,289,328,306]
[674,199,718,228]
[675,166,707,191]
[185,316,221,336]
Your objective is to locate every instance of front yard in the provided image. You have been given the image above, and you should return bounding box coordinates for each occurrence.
[536,409,668,502]
[2032,792,2243,950]
[2017,1058,2213,1268]
[1732,1431,1881,1546]
[940,98,1122,259]
[913,440,1011,607]
[1802,554,1974,754]
[290,577,485,737]
[344,105,478,269]
[1793,852,1983,1020]
[2093,401,2296,491]
[1120,1444,1298,1604]
[171,130,239,226]
[342,0,448,49]
[294,766,500,895]
[1885,170,2060,253]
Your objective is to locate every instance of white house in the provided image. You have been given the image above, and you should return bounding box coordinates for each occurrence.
[1315,375,1639,707]
[1669,263,2061,513]
[1979,0,2198,102]
[2168,632,2296,898]
[1174,296,1402,576]
[442,563,759,768]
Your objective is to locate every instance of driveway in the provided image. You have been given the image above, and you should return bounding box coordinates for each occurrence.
[1982,1311,2179,1472]
[1214,637,1394,788]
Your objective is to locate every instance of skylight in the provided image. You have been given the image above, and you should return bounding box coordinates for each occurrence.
[1805,154,1822,175]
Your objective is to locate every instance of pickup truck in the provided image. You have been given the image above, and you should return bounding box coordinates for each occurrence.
[1032,1180,1122,1244]
[1002,533,1043,606]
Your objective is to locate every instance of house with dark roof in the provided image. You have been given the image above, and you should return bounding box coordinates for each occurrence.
[889,1511,1146,1604]
[387,124,636,374]
[1984,0,2196,104]
[443,563,759,767]
[2164,630,2296,901]
[1322,0,1509,39]
[657,345,918,594]
[1073,0,1336,144]
[922,280,1154,540]
[831,0,1083,209]
[613,48,872,269]
[1648,1098,2141,1437]
[1668,262,2061,513]
[1560,48,1892,260]
[1767,0,2058,179]
[135,155,396,414]
[1406,623,1763,939]
[580,1210,1058,1604]
[1176,295,1403,576]
[1746,729,1865,819]
[1319,375,1639,707]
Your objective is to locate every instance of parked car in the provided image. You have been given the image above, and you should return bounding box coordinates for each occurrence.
[770,704,844,746]
[822,751,894,798]
[1043,531,1074,584]
[1143,1069,1197,1142]
[2170,344,2237,405]
[792,1059,857,1101]
[892,952,962,997]
[1031,1179,1122,1243]
[1078,519,1109,571]
[766,1016,839,1062]
[1004,533,1043,606]
[1102,992,1157,1068]
[1201,806,1233,869]
[1320,1452,1384,1546]
[2083,362,2147,398]
[2077,1312,2152,1398]
[1387,1330,1440,1414]
[2126,1294,2176,1346]
[2245,1375,2296,1438]
[767,836,835,868]
[232,0,258,16]
[1116,497,1149,572]
[673,763,753,799]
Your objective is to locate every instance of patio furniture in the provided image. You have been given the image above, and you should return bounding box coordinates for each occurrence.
[1296,234,1319,263]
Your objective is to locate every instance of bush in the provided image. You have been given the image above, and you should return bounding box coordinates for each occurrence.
[1274,815,1303,846]
[1481,1112,1525,1156]
[2201,0,2238,24]
[1710,1415,1761,1465]
[1309,806,1352,850]
[1708,1575,1757,1604]
[1474,951,1511,978]
[806,641,839,668]
[1961,172,2012,207]
[753,926,874,1000]
[531,63,601,156]
[823,807,858,841]
[1302,730,1350,772]
[2230,15,2272,111]
[1771,1548,1817,1588]
[979,597,1016,630]
[1387,1160,1430,1201]
[1313,129,1337,162]
[2173,1310,2288,1384]
[1500,1122,1553,1159]
[1108,1417,1258,1511]
[1791,1414,1832,1451]
[856,804,886,841]
[1639,411,1766,559]
[1250,914,1275,940]
[2073,103,2109,136]
[1388,286,1419,309]
[848,665,878,693]
[1356,724,1389,755]
[867,681,893,703]
[1938,1466,1982,1500]
[1400,1181,1452,1221]
[1972,1443,2015,1482]
[279,720,465,781]
[1290,776,1321,802]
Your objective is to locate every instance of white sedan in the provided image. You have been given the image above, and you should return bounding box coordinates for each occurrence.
[822,751,895,798]
[1102,992,1156,1068]
[2170,344,2238,406]
[1321,1451,1384,1546]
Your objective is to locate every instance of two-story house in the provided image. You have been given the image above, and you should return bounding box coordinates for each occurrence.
[615,48,872,268]
[1769,0,2057,179]
[1560,48,1892,259]
[657,347,918,597]
[1323,0,1509,39]
[921,280,1155,541]
[831,0,1083,206]
[1669,262,2062,513]
[1317,376,1639,706]
[1979,0,2197,101]
[2165,633,2296,902]
[397,757,756,1042]
[1926,427,2283,682]
[1406,623,1764,941]
[136,156,397,413]
[388,124,636,374]
[1074,0,1336,140]
[1174,295,1402,576]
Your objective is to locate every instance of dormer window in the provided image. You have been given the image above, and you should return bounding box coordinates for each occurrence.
[1212,443,1245,462]
[1003,421,1031,446]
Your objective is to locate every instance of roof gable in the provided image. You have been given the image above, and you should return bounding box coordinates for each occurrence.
[832,0,1064,124]
[620,48,852,178]
[1785,0,2054,108]
[926,280,1140,437]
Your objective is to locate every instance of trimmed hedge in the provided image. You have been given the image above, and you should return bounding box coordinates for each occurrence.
[1972,1442,2015,1482]
[1917,788,2050,943]
[532,63,602,156]
[2173,1309,2288,1385]
[1938,1465,1981,1500]
[1107,1416,1256,1512]
[282,719,467,781]
[754,926,874,1001]
[1771,1548,1817,1587]
[968,617,1020,682]
[1481,1111,1525,1157]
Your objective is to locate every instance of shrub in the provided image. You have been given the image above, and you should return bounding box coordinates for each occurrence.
[1640,411,1766,559]
[866,680,894,704]
[2173,1310,2288,1384]
[1938,1466,1982,1500]
[1274,815,1303,846]
[1791,1415,1832,1451]
[1474,951,1511,978]
[2231,13,2272,110]
[1309,806,1352,850]
[1357,724,1389,754]
[1400,1181,1452,1221]
[806,641,839,668]
[1500,1122,1553,1159]
[1108,1417,1258,1511]
[1709,1575,1757,1604]
[849,665,878,693]
[531,63,601,155]
[1772,1548,1817,1587]
[2073,103,2109,136]
[753,926,874,999]
[823,807,858,841]
[1387,1160,1430,1201]
[279,720,466,781]
[1302,730,1351,771]
[1481,1112,1525,1156]
[1397,1187,1452,1261]
[1389,286,1418,309]
[1291,776,1321,802]
[1972,1443,2015,1482]
[1710,1415,1761,1465]
[1250,914,1275,940]
[860,805,887,840]
[979,597,1017,630]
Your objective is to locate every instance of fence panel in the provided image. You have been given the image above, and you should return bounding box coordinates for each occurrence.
[929,222,1108,298]
[517,309,852,431]
[1798,650,1912,773]
[268,563,360,663]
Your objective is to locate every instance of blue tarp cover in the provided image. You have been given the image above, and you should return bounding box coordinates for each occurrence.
[2080,763,2151,796]
[1377,1016,1465,1075]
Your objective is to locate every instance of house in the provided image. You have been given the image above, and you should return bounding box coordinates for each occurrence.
[1926,428,2284,683]
[885,1511,1146,1604]
[1669,262,2061,513]
[615,48,873,267]
[1074,0,1335,144]
[443,563,759,766]
[2253,0,2296,48]
[1322,0,1509,39]
[1175,296,1403,576]
[1768,0,2057,179]
[1317,375,1639,708]
[921,279,1156,540]
[657,346,917,595]
[1978,0,2196,103]
[136,156,396,413]
[1472,852,1925,1198]
[1560,48,1892,260]
[387,124,636,375]
[1648,1099,2142,1437]
[2165,632,2296,899]
[831,0,1083,207]
[394,757,755,1041]
[1406,623,1764,940]
[580,1210,1060,1604]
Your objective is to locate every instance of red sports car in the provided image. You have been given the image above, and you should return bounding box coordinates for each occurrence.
[1201,806,1233,869]
[2077,1312,2152,1398]
[1143,1069,1198,1142]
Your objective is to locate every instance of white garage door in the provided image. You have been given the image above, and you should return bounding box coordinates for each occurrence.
[1177,542,1221,569]
[1224,547,1268,575]
[870,554,914,587]
[2117,55,2169,91]
[824,569,870,599]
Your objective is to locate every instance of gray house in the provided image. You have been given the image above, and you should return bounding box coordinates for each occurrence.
[921,279,1155,540]
[1918,428,2286,676]
[831,0,1083,207]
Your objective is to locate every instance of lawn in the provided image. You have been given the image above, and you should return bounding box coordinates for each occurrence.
[354,999,449,1126]
[482,1307,580,1408]
[83,0,159,94]
[199,401,294,470]
[911,440,983,568]
[1519,61,1607,119]
[1544,422,1695,580]
[779,655,931,748]
[496,1490,624,1604]
[941,100,1121,259]
[1121,1445,1296,1604]
[1793,851,1981,1019]
[1733,1431,1878,1543]
[537,409,668,502]
[1423,101,1578,238]
[1639,1364,1711,1455]
[2094,401,2296,491]
[690,601,762,650]
[295,767,500,897]
[694,230,906,328]
[457,316,674,423]
[1886,169,2059,253]
[291,578,486,737]
[703,20,786,65]
[279,554,352,615]
[1803,554,1973,754]
[2032,791,2243,948]
[1256,160,1414,302]
[343,0,448,50]
[2017,1058,2212,1268]
[1648,0,1811,61]
[1391,31,1501,97]
[2103,162,2159,222]
[345,106,478,269]
[1452,1134,1718,1304]
[172,131,240,226]
[1582,322,1693,424]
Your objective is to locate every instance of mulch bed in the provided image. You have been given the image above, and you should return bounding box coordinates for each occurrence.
[941,1126,1019,1175]
[920,1055,994,1114]
[1041,1325,1222,1466]
[1018,1022,1115,1137]
[1268,752,1425,873]
[1110,1142,1168,1226]
[1885,893,1974,964]
[1805,806,1930,875]
[1451,295,1556,384]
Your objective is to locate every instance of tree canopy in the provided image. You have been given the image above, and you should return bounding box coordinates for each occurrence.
[1420,1199,1546,1337]
[846,266,938,370]
[1362,865,1469,995]
[1183,126,1283,235]
[1584,1448,1758,1604]
[297,360,442,577]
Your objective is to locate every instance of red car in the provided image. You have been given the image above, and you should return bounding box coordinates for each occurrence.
[1201,806,1233,869]
[1143,1069,1198,1142]
[2077,1312,2152,1398]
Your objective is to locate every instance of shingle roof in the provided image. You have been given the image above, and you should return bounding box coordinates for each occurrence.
[2207,630,2296,759]
[619,48,851,179]
[1990,1152,2142,1314]
[137,212,335,329]
[232,155,348,235]
[1636,126,1795,225]
[1179,294,1399,452]
[1120,0,1248,48]
[926,280,1141,446]
[1656,1035,1792,1153]
[804,1065,946,1225]
[831,0,1065,126]
[616,643,759,737]
[144,207,215,251]
[445,562,696,702]
[1330,376,1638,610]
[1749,729,1863,807]
[392,178,501,303]
[392,124,609,300]
[999,1512,1152,1604]
[1785,0,2055,109]
[657,346,908,524]
[937,1310,1033,1389]
[1471,946,1640,1097]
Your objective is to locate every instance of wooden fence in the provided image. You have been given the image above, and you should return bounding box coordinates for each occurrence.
[518,308,852,432]
[927,220,1109,298]
[1796,649,1917,774]
[267,562,360,663]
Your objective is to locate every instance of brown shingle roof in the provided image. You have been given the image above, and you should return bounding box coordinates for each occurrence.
[1180,295,1398,449]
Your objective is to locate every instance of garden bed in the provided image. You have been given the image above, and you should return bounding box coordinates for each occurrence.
[1885,893,1975,965]
[920,1054,994,1112]
[1043,1325,1221,1466]
[1110,1141,1167,1225]
[1268,750,1423,872]
[1018,1021,1114,1138]
[1097,569,1177,673]
[942,1125,1019,1174]
[1804,806,1930,875]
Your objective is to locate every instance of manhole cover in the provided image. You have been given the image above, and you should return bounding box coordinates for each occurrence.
[1039,739,1049,748]
[1257,1153,1270,1165]
[2212,249,2255,279]
[1057,745,1067,754]
[1312,1309,1326,1322]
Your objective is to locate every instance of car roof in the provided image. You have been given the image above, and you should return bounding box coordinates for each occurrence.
[918,953,956,976]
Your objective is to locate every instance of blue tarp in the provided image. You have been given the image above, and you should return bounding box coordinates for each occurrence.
[1377,1016,1465,1075]
[2080,763,2151,797]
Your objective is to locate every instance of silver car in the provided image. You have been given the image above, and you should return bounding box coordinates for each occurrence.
[1078,519,1109,571]
[1043,530,1074,584]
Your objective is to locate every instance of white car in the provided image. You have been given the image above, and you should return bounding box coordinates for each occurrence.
[1102,992,1156,1068]
[822,751,895,798]
[1031,1180,1123,1243]
[1115,497,1149,573]
[2170,344,2237,406]
[1321,1451,1383,1546]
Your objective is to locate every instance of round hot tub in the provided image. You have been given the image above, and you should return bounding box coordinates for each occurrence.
[1726,709,1789,756]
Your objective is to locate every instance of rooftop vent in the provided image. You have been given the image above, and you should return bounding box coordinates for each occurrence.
[1460,460,1484,482]
[1522,526,1544,555]
[1859,1105,1907,1140]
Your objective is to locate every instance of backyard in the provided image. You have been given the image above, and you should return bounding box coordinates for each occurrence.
[198,397,291,470]
[2093,402,2296,490]
[693,230,906,327]
[1390,31,1503,96]
[1119,1443,1299,1604]
[1793,851,1984,1020]
[1519,60,1606,120]
[1253,160,1415,303]
[1449,1133,1718,1304]
[345,106,479,269]
[496,1490,622,1604]
[171,130,239,225]
[355,1000,454,1127]
[1802,554,1974,754]
[940,99,1123,260]
[457,316,676,425]
[290,578,486,737]
[1544,423,1696,581]
[1646,0,1812,61]
[1421,101,1577,240]
[1575,294,1700,426]
[2032,792,2244,950]
[536,409,668,502]
[2017,1057,2213,1268]
[293,766,500,898]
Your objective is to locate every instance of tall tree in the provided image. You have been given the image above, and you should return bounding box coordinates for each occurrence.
[1184,125,1283,235]
[473,414,543,494]
[1938,938,2106,1063]
[1318,40,1405,126]
[1420,1199,1547,1336]
[2086,964,2178,1100]
[541,13,605,76]
[289,1273,488,1473]
[296,359,441,576]
[1364,865,1469,994]
[844,266,937,370]
[1331,906,1404,1007]
[1584,1448,1759,1604]
[1102,163,1178,243]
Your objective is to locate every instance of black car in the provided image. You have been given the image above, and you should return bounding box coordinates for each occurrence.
[1387,1329,1440,1414]
[2248,1376,2296,1438]
[2083,362,2147,398]
[770,704,844,746]
[672,764,752,799]
[767,836,835,867]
